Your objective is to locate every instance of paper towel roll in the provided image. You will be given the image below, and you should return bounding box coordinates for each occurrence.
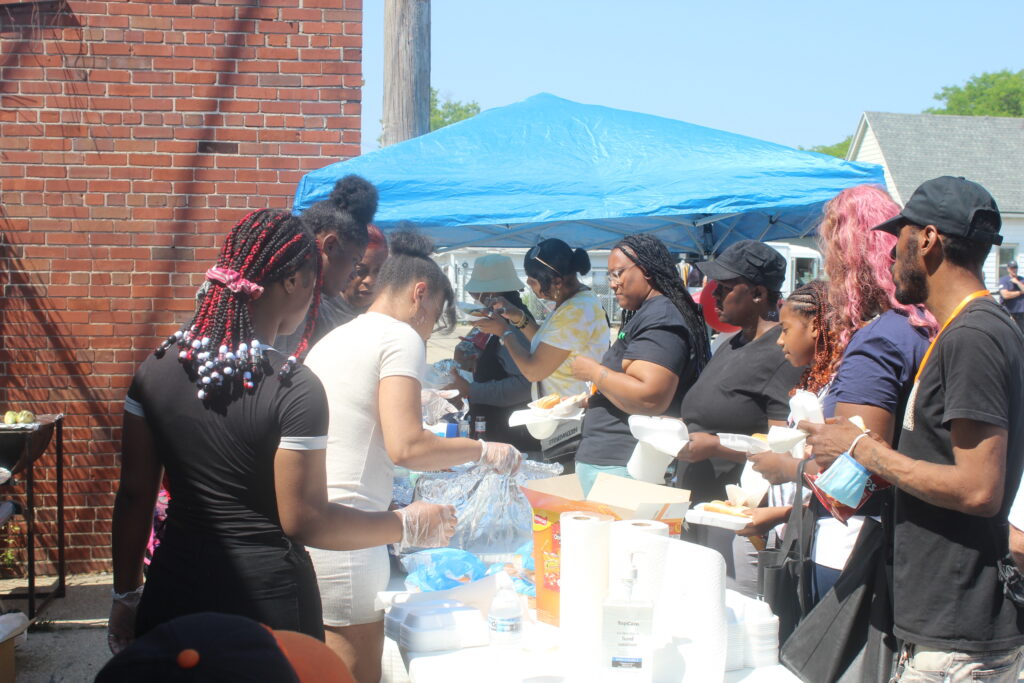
[651,539,727,683]
[559,511,613,668]
[608,519,670,603]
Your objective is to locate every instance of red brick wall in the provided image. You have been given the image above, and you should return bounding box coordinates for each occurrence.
[0,0,362,574]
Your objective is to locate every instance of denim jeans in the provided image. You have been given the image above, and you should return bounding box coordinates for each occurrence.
[575,462,631,496]
[893,642,1023,683]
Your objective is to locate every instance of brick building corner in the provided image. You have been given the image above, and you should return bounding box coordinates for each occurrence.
[0,0,362,574]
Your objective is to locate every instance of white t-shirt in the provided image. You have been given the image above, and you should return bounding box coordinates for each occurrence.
[1008,476,1024,531]
[531,288,610,397]
[305,312,425,512]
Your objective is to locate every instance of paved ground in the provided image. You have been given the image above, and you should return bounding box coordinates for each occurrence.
[2,573,112,682]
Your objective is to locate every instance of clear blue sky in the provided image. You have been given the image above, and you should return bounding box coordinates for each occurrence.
[360,0,1023,154]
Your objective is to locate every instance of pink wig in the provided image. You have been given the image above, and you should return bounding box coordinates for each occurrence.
[817,185,937,350]
[367,224,389,253]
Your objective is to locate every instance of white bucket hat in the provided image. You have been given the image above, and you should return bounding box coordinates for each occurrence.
[464,254,525,293]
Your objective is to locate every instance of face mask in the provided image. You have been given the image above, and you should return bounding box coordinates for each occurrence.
[814,452,871,508]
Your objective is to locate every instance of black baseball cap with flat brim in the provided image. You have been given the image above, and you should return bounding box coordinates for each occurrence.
[873,176,1003,245]
[698,239,787,292]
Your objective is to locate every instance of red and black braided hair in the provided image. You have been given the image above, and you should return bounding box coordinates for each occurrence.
[154,209,322,402]
[786,280,842,396]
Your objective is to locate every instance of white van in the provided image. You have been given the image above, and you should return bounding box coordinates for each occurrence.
[765,241,822,297]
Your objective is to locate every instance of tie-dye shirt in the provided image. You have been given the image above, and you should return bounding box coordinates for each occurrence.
[531,288,610,397]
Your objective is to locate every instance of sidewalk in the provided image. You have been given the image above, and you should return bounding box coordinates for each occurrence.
[1,573,112,682]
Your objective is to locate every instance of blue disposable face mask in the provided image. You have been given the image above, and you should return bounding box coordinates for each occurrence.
[814,452,871,508]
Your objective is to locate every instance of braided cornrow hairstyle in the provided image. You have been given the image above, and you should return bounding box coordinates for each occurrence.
[785,280,841,395]
[614,234,712,372]
[153,209,322,403]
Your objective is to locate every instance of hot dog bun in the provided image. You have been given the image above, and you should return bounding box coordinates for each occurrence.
[536,394,561,410]
[703,501,753,518]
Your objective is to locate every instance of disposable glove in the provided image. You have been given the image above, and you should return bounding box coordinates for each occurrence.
[478,440,522,475]
[396,501,458,551]
[107,585,144,654]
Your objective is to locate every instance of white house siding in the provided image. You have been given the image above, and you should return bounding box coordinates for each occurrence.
[985,214,1024,290]
[851,124,901,203]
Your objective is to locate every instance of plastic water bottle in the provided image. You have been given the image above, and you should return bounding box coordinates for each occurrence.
[487,573,522,646]
[458,419,471,439]
[474,416,487,440]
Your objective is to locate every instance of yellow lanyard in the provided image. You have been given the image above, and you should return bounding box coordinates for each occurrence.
[914,290,990,384]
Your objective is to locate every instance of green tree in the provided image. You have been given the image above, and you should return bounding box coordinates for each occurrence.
[806,135,852,159]
[430,88,480,131]
[926,69,1024,117]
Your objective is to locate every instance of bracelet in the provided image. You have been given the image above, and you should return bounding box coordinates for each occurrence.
[501,329,516,340]
[513,313,529,329]
[847,432,870,458]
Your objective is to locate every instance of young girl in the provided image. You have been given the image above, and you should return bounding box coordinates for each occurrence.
[735,280,841,543]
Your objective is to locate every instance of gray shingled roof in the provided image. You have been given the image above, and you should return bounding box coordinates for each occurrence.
[863,111,1024,213]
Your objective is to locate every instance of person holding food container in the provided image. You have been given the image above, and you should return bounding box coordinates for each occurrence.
[567,235,711,494]
[443,254,539,451]
[474,239,610,468]
[674,240,804,576]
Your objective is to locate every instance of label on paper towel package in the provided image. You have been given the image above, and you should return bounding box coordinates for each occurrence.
[520,473,690,626]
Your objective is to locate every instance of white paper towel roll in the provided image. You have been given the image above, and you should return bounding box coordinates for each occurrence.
[608,519,670,603]
[651,539,728,683]
[559,510,613,668]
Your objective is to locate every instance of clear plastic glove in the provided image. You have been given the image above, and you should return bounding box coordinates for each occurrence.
[107,585,143,654]
[478,440,522,475]
[396,501,458,551]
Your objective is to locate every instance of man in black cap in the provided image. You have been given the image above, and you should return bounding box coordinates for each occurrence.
[999,260,1024,333]
[801,177,1024,681]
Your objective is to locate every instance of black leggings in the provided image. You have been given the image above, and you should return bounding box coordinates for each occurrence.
[136,522,324,640]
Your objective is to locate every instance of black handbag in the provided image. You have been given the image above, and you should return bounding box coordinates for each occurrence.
[780,510,898,683]
[757,458,815,645]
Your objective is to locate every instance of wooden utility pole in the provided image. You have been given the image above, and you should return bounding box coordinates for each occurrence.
[382,0,430,146]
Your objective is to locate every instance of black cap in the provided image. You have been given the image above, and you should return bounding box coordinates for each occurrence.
[698,240,787,292]
[1008,261,1018,269]
[873,176,1002,245]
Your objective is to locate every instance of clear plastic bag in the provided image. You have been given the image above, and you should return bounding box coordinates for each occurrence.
[413,460,562,561]
[421,388,461,424]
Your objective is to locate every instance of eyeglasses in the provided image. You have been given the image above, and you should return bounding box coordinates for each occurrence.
[606,263,637,284]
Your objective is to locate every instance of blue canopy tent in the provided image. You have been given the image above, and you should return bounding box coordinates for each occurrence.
[294,93,885,254]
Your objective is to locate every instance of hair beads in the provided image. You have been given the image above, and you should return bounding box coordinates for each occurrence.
[154,209,322,402]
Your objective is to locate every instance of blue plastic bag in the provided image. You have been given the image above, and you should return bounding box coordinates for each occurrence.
[401,548,489,592]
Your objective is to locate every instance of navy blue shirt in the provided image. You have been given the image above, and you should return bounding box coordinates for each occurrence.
[822,310,930,425]
[818,310,929,519]
[999,274,1024,314]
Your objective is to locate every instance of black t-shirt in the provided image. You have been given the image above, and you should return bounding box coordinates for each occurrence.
[578,295,697,467]
[893,297,1024,651]
[125,349,329,544]
[678,325,804,502]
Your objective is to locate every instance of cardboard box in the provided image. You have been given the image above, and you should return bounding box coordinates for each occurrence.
[0,637,14,683]
[521,473,690,626]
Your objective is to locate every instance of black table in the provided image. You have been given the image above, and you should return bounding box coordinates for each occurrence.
[0,414,66,619]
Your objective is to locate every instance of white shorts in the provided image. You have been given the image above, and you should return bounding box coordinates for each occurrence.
[307,544,391,627]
